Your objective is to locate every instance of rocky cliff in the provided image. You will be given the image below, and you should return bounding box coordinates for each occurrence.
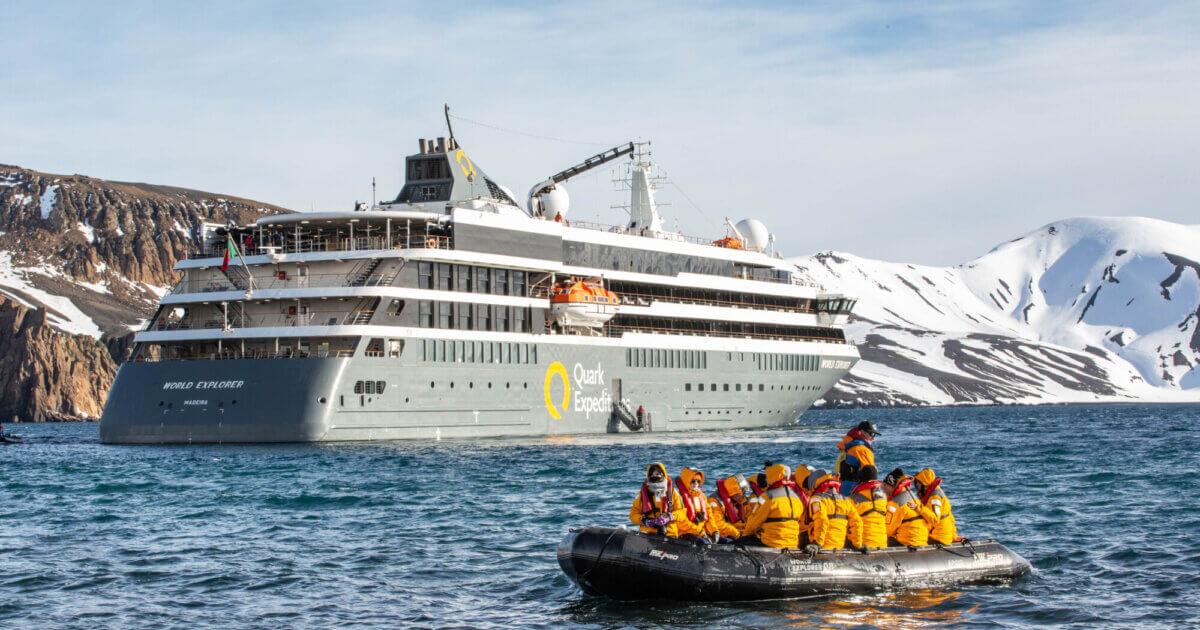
[0,164,290,420]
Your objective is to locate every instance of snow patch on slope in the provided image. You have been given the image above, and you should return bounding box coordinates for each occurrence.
[0,252,102,338]
[39,185,59,220]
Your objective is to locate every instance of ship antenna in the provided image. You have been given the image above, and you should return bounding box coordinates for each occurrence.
[444,104,456,146]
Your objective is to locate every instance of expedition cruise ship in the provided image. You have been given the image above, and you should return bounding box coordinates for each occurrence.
[99,131,860,443]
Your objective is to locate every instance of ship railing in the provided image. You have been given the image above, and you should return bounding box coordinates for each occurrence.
[613,290,818,314]
[131,349,356,362]
[148,310,377,331]
[602,323,852,345]
[170,272,399,295]
[189,233,452,259]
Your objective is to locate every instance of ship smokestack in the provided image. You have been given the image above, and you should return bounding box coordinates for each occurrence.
[436,137,446,153]
[419,139,428,153]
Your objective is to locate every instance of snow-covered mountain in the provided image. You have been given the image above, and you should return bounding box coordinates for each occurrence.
[794,217,1200,407]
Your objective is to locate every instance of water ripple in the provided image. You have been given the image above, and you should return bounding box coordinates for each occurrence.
[1,404,1197,628]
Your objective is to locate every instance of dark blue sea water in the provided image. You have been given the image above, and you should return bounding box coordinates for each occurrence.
[2,404,1198,629]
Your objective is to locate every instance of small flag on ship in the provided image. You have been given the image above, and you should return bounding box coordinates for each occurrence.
[221,235,236,271]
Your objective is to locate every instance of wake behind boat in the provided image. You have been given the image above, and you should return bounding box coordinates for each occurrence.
[558,526,1031,601]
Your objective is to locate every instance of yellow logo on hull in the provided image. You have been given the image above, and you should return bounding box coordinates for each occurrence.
[544,361,570,419]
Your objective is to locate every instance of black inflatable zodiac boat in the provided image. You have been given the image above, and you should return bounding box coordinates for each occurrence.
[558,527,1031,601]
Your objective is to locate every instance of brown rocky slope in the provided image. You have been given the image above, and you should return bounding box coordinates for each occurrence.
[0,164,292,421]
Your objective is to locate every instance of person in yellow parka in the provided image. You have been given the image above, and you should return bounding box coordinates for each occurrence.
[673,467,717,545]
[735,463,807,549]
[630,462,687,537]
[707,474,752,541]
[848,465,888,548]
[804,469,863,551]
[834,421,880,481]
[913,468,957,545]
[883,468,937,547]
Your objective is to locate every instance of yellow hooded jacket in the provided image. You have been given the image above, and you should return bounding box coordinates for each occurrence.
[808,480,863,549]
[739,464,807,549]
[915,468,957,545]
[630,463,687,537]
[674,467,716,538]
[833,430,876,474]
[706,476,750,538]
[885,480,937,546]
[849,481,889,548]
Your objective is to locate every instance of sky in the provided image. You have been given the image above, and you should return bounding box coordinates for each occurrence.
[2,1,1198,265]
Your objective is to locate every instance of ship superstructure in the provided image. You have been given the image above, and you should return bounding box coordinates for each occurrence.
[100,133,859,443]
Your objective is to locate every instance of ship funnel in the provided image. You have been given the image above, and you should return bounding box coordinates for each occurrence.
[436,137,446,152]
[419,139,428,153]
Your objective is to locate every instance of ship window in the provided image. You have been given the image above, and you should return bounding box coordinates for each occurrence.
[478,304,491,331]
[366,338,385,357]
[476,267,491,294]
[364,380,375,395]
[467,341,476,363]
[736,384,742,391]
[389,339,402,358]
[418,262,433,289]
[685,383,692,392]
[512,271,527,297]
[531,345,537,363]
[456,265,472,293]
[437,263,453,291]
[456,341,465,363]
[503,344,511,364]
[419,301,433,327]
[377,381,386,394]
[711,383,717,391]
[496,306,509,332]
[438,302,453,329]
[494,269,509,295]
[759,384,764,391]
[626,349,631,366]
[418,340,426,361]
[724,384,730,392]
[520,344,528,364]
[354,381,363,394]
[458,303,473,330]
[698,383,705,391]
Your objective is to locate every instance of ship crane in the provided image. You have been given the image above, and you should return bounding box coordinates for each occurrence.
[527,142,635,218]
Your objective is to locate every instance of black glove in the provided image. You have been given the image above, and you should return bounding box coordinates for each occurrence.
[804,544,820,554]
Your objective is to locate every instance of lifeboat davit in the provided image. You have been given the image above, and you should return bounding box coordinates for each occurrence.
[558,527,1031,601]
[549,279,619,329]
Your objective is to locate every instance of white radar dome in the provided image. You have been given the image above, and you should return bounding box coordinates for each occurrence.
[540,185,570,219]
[735,218,770,251]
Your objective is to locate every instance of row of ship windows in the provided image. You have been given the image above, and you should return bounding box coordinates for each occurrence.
[353,380,387,394]
[417,301,533,333]
[685,383,822,392]
[418,262,529,297]
[756,353,820,371]
[417,338,538,365]
[625,349,709,369]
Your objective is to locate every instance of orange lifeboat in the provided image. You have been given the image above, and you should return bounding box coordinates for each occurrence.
[713,236,743,249]
[549,279,619,329]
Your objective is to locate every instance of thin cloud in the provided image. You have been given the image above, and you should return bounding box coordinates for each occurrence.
[0,1,1196,264]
